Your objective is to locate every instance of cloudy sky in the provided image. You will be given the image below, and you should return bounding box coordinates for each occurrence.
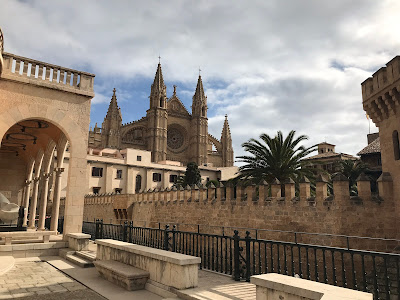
[2,0,399,161]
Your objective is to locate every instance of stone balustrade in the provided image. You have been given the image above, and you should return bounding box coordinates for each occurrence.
[1,52,95,97]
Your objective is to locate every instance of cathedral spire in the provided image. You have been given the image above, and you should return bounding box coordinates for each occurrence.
[193,75,206,104]
[221,114,232,140]
[106,88,120,117]
[151,62,165,94]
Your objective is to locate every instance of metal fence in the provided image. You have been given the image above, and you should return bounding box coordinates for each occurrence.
[82,220,400,299]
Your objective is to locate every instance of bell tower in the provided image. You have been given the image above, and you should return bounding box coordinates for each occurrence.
[146,61,168,162]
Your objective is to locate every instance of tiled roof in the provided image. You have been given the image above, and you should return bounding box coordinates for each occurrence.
[357,137,380,155]
[303,152,356,161]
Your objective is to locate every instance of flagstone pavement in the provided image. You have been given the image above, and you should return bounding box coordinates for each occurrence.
[0,257,105,299]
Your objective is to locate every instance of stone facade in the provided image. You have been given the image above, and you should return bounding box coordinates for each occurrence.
[88,63,234,167]
[0,27,95,235]
[361,56,400,240]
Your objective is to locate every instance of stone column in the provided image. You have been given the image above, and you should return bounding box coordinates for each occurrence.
[28,177,40,229]
[50,168,64,232]
[22,180,31,227]
[38,173,51,230]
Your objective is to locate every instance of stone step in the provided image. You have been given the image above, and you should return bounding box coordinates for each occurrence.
[76,250,96,262]
[66,253,94,268]
[0,256,14,275]
[59,248,75,259]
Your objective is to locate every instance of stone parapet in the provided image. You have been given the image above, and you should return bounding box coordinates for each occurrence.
[361,56,400,125]
[251,273,372,299]
[96,239,200,290]
[1,52,95,97]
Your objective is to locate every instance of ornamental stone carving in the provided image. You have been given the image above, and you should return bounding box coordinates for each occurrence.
[167,127,184,149]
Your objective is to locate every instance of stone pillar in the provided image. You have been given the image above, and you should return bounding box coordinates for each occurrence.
[258,181,268,201]
[28,177,40,229]
[184,185,191,201]
[316,174,328,201]
[270,178,281,198]
[226,183,233,200]
[332,173,350,205]
[217,183,225,201]
[38,173,51,230]
[50,168,64,232]
[284,178,295,201]
[22,180,32,227]
[299,177,311,201]
[246,184,256,201]
[356,173,371,200]
[377,172,393,200]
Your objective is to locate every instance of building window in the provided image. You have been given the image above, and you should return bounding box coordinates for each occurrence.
[153,173,162,182]
[137,155,142,161]
[115,188,122,194]
[378,156,382,166]
[135,175,142,193]
[393,130,400,160]
[92,167,103,177]
[92,187,101,194]
[169,174,178,183]
[116,169,122,179]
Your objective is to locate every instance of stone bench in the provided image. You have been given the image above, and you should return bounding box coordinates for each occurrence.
[94,260,149,291]
[0,231,56,245]
[96,239,201,290]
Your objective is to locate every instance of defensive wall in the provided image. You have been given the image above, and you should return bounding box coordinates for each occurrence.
[60,172,398,252]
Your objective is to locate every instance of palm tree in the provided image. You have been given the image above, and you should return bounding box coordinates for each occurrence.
[237,130,317,184]
[334,159,368,195]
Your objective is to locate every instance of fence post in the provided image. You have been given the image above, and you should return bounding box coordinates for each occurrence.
[100,219,104,239]
[129,221,133,243]
[172,225,177,252]
[164,225,170,251]
[123,221,128,242]
[245,231,251,282]
[233,230,241,281]
[95,219,99,240]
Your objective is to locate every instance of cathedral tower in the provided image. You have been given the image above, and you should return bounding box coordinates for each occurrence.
[101,88,122,148]
[221,115,234,167]
[146,62,168,162]
[190,75,208,165]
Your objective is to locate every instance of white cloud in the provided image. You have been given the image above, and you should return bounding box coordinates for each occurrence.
[0,0,395,160]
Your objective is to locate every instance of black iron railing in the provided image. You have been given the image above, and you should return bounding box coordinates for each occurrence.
[82,219,400,299]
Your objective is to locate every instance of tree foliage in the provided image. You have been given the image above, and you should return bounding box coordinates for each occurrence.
[175,162,202,187]
[236,130,317,184]
[334,159,368,195]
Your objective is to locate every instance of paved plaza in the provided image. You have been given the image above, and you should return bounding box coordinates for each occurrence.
[0,258,105,299]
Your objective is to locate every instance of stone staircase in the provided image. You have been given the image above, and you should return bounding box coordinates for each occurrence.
[59,248,96,268]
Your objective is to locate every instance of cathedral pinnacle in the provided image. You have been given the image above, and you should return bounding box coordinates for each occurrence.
[193,74,206,104]
[151,61,165,95]
[221,114,232,140]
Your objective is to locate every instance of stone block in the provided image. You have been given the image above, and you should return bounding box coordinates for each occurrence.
[94,260,149,291]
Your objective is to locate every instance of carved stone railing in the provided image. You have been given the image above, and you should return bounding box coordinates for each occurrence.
[1,52,95,97]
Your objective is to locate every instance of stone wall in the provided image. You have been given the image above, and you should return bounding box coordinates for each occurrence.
[65,173,399,252]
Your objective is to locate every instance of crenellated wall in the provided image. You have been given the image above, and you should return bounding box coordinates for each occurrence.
[64,172,399,251]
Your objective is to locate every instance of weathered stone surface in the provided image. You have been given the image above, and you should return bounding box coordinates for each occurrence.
[94,260,149,291]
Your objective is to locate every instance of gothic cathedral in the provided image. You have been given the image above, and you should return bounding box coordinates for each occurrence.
[88,63,234,167]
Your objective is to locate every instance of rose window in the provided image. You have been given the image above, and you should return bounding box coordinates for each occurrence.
[167,128,184,149]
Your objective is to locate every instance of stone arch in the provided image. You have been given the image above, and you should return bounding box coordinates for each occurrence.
[208,134,222,153]
[0,104,88,234]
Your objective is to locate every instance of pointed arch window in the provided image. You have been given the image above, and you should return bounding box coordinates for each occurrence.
[202,106,205,117]
[135,175,142,193]
[160,97,164,108]
[393,130,400,160]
